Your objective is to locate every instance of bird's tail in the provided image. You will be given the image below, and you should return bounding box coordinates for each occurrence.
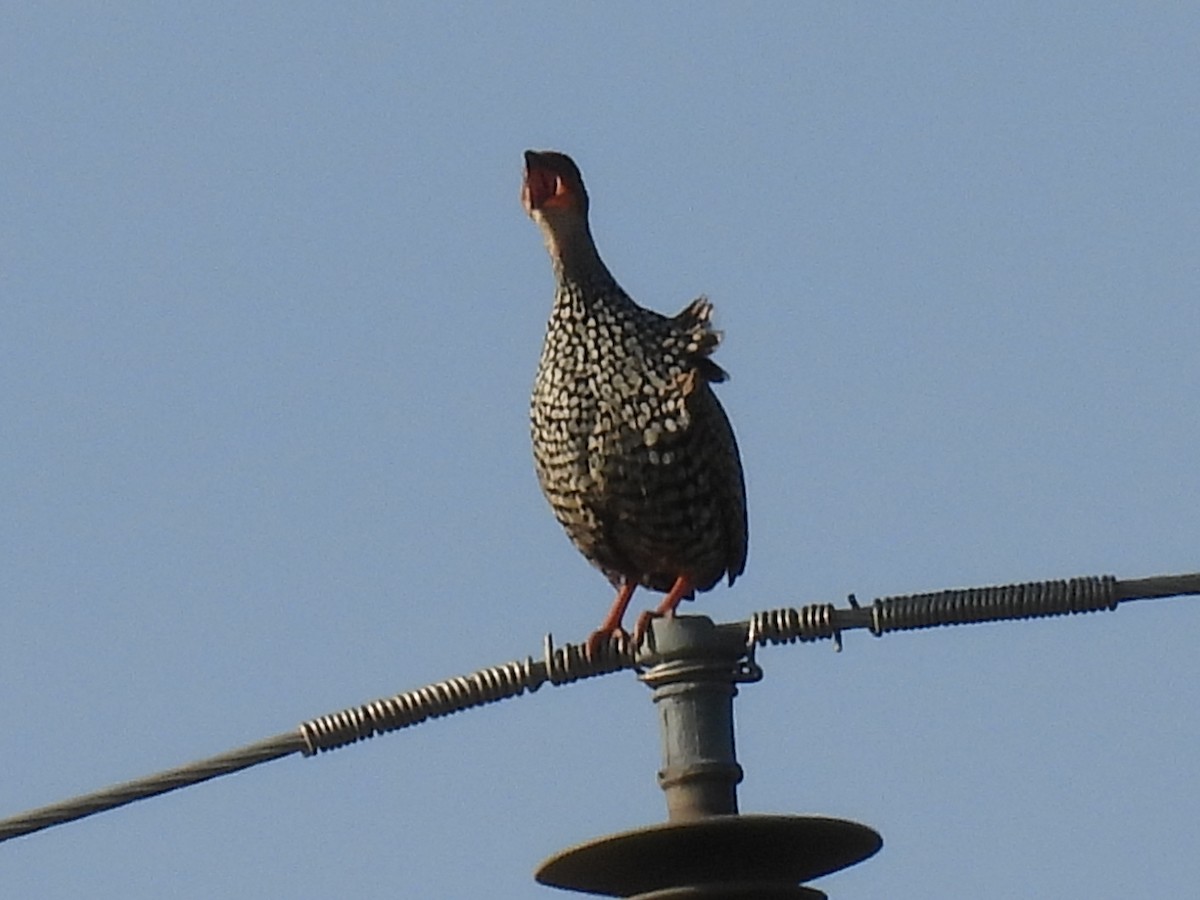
[674,296,728,383]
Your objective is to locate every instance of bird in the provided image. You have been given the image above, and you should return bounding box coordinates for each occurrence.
[522,150,747,657]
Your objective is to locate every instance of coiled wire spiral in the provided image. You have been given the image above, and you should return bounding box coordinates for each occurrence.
[747,602,841,648]
[867,575,1118,634]
[747,575,1119,650]
[299,633,636,754]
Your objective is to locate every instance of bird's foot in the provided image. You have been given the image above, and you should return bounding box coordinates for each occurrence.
[631,574,693,650]
[632,609,668,651]
[585,626,631,662]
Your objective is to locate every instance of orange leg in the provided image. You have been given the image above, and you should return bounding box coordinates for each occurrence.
[633,574,694,649]
[586,579,638,659]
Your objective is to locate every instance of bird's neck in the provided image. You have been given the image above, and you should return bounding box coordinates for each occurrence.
[542,219,617,292]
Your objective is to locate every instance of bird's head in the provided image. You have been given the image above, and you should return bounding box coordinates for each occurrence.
[523,150,589,221]
[522,150,606,276]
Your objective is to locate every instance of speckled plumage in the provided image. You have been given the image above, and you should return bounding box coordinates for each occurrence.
[522,151,747,632]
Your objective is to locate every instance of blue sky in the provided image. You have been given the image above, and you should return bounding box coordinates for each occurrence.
[3,4,1198,897]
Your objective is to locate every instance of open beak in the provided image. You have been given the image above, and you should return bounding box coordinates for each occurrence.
[523,151,568,213]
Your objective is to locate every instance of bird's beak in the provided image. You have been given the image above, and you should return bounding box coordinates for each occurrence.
[522,171,557,213]
[523,151,572,214]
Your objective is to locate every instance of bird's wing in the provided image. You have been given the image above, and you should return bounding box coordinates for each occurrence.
[687,380,748,585]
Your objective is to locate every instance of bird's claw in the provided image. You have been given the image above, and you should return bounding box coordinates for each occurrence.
[632,609,662,651]
[585,626,630,662]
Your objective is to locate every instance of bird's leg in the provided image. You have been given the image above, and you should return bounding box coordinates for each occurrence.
[586,579,637,660]
[632,574,694,649]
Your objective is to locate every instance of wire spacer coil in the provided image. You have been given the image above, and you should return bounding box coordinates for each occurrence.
[747,603,841,649]
[868,575,1119,635]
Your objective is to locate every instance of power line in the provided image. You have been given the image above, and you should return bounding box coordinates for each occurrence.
[1,569,1196,844]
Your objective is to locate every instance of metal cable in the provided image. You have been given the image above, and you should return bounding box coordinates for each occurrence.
[0,634,633,842]
[0,571,1196,844]
[0,732,303,842]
